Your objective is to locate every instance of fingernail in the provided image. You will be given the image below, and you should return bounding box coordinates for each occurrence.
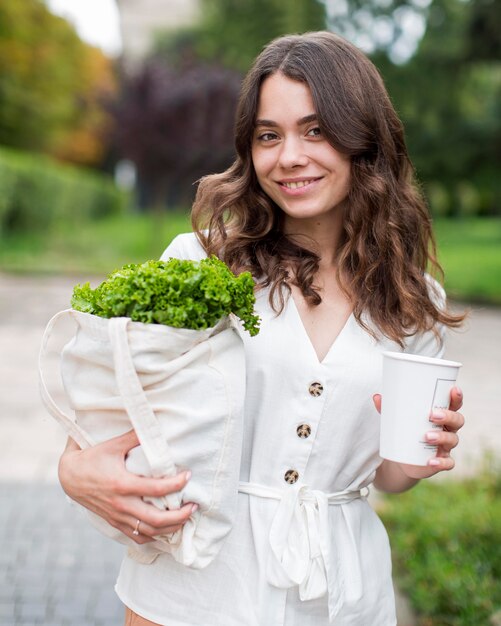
[426,431,439,442]
[191,503,198,513]
[185,470,192,481]
[431,409,446,420]
[455,386,463,397]
[428,458,441,467]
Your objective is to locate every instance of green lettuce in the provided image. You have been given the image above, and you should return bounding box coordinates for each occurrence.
[71,257,260,336]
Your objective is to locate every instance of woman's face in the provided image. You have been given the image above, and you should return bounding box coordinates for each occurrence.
[251,72,351,231]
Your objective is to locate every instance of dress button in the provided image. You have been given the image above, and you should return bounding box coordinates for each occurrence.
[284,469,299,484]
[296,424,312,439]
[308,382,324,397]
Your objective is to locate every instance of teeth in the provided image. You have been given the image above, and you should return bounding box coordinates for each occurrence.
[283,180,311,189]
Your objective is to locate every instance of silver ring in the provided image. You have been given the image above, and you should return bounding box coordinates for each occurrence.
[132,519,141,536]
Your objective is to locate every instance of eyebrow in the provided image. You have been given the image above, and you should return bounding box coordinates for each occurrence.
[254,113,318,127]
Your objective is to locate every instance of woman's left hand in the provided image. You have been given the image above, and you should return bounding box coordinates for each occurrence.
[374,387,465,481]
[420,385,465,472]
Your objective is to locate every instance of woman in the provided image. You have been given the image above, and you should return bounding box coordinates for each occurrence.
[59,32,465,625]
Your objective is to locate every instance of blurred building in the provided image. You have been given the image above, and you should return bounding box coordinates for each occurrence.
[115,0,199,70]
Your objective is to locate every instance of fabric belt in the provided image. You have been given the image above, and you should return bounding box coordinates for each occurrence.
[238,481,369,623]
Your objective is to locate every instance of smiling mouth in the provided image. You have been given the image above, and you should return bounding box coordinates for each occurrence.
[280,178,321,190]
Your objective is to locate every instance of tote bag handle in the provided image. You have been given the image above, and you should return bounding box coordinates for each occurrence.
[39,311,177,479]
[108,316,177,479]
[39,309,94,450]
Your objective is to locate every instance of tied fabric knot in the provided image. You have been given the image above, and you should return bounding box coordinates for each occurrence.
[238,481,368,623]
[267,484,330,600]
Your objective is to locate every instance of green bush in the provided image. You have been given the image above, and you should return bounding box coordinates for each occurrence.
[456,181,482,218]
[426,182,453,218]
[0,146,127,235]
[380,466,501,625]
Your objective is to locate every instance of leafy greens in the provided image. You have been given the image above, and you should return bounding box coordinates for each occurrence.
[71,257,260,336]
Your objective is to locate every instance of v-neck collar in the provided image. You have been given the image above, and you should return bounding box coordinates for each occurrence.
[287,294,353,366]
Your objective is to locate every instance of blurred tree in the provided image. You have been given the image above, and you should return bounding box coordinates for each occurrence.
[467,0,501,61]
[0,0,117,166]
[373,0,501,215]
[328,0,501,64]
[154,0,327,72]
[114,60,242,210]
[52,45,118,167]
[326,0,430,64]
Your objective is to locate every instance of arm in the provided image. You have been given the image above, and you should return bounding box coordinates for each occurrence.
[373,387,465,493]
[59,430,196,544]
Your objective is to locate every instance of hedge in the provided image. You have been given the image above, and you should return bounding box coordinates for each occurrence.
[380,465,501,625]
[0,146,127,235]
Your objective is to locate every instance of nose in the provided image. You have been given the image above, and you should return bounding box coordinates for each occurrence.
[278,136,309,169]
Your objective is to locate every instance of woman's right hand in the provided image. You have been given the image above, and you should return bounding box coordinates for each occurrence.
[58,430,196,544]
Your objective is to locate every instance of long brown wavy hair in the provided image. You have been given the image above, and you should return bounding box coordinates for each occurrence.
[192,31,464,345]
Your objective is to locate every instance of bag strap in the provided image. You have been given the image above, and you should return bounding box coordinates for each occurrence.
[108,317,177,479]
[38,309,94,450]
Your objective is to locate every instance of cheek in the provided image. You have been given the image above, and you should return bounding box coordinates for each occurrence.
[252,149,274,181]
[336,159,351,193]
[342,167,351,193]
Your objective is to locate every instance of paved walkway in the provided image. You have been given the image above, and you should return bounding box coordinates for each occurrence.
[1,272,500,625]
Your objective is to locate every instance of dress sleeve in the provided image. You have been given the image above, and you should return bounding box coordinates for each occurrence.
[160,232,207,262]
[404,274,447,359]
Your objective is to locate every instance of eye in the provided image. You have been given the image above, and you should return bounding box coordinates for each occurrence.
[307,126,322,137]
[256,131,279,142]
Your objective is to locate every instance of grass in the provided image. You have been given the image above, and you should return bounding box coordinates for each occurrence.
[433,218,501,305]
[1,214,500,304]
[0,210,192,276]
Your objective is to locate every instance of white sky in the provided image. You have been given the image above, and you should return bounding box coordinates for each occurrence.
[45,0,122,56]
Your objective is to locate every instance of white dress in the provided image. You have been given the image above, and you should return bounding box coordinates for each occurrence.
[115,232,446,625]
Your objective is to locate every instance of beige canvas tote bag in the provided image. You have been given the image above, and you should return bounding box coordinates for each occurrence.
[39,308,246,568]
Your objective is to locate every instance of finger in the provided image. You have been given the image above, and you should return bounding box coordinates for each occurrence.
[94,429,140,456]
[448,386,463,412]
[121,520,182,543]
[111,499,197,531]
[65,436,82,452]
[114,521,155,544]
[112,429,140,454]
[424,430,459,451]
[113,470,191,498]
[372,393,382,414]
[427,455,455,471]
[134,502,198,531]
[120,503,196,540]
[429,408,465,433]
[106,514,184,544]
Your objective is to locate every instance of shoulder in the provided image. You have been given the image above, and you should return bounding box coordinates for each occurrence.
[403,273,447,358]
[160,232,207,262]
[424,273,447,309]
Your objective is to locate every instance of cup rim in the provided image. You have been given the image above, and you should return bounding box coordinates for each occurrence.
[382,351,462,368]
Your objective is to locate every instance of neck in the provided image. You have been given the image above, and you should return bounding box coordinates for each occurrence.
[283,211,344,268]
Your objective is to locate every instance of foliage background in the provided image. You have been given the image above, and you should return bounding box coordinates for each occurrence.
[1,0,500,218]
[380,463,501,626]
[0,0,116,166]
[1,0,499,302]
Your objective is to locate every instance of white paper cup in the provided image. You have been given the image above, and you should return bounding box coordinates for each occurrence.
[380,351,462,466]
